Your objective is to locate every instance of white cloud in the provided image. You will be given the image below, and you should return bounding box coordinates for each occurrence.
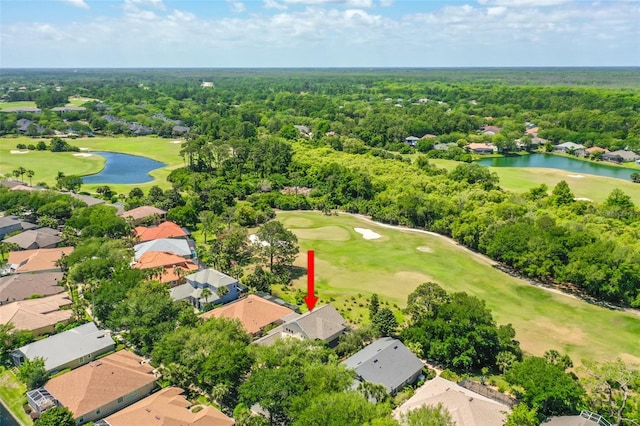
[127,0,165,10]
[478,0,570,6]
[280,0,374,7]
[264,0,288,9]
[227,0,246,12]
[379,0,394,6]
[60,0,89,9]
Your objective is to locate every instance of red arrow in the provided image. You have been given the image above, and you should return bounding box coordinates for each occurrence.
[304,250,318,311]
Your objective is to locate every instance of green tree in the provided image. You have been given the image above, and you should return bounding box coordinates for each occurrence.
[504,404,539,426]
[198,210,218,244]
[449,163,499,190]
[405,282,449,323]
[550,180,574,206]
[255,220,299,273]
[26,169,35,186]
[369,293,380,320]
[17,357,48,390]
[372,308,398,337]
[294,391,388,426]
[399,403,455,426]
[631,172,640,183]
[34,406,75,426]
[506,356,585,416]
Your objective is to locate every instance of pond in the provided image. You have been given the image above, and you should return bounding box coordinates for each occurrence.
[0,400,19,426]
[82,151,165,184]
[476,153,637,181]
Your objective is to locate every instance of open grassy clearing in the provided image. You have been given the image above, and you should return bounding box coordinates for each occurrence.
[427,158,640,203]
[0,367,32,425]
[275,210,640,365]
[0,136,183,194]
[0,101,38,111]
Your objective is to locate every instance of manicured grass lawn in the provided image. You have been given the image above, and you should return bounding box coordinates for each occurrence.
[0,367,32,425]
[276,211,640,365]
[0,136,183,194]
[0,101,38,111]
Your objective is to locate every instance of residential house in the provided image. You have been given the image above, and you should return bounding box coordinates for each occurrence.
[4,107,42,113]
[421,134,437,139]
[170,268,241,310]
[343,337,423,395]
[94,386,234,426]
[482,125,501,135]
[120,206,167,225]
[200,294,297,336]
[433,142,457,151]
[542,411,605,426]
[172,125,190,135]
[465,143,497,154]
[16,118,45,134]
[7,246,74,274]
[554,142,585,153]
[602,150,640,163]
[255,304,346,347]
[133,238,193,261]
[10,322,115,373]
[132,251,198,285]
[404,136,419,147]
[133,221,189,243]
[68,193,105,207]
[294,125,311,137]
[585,147,609,155]
[395,376,510,426]
[3,228,62,250]
[0,292,72,336]
[525,126,539,135]
[10,184,40,192]
[0,215,37,239]
[51,107,87,113]
[29,350,157,424]
[0,271,64,305]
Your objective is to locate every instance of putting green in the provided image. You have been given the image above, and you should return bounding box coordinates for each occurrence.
[277,210,640,364]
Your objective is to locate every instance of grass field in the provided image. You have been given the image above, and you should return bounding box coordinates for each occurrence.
[0,136,183,194]
[0,101,38,111]
[0,367,32,425]
[428,159,640,203]
[276,210,640,365]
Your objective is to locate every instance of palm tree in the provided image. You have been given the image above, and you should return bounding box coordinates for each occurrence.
[17,167,26,182]
[11,169,20,180]
[26,170,35,186]
[200,288,212,310]
[216,285,229,299]
[173,266,186,285]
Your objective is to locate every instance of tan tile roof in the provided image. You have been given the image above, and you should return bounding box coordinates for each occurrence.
[7,247,74,273]
[525,127,539,134]
[45,350,156,418]
[102,387,234,426]
[132,252,198,284]
[586,146,609,154]
[466,143,494,150]
[133,222,188,242]
[0,272,65,303]
[120,206,167,221]
[200,294,295,334]
[0,292,72,332]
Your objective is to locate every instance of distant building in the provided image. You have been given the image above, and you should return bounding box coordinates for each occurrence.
[170,268,242,310]
[133,238,193,260]
[3,228,62,250]
[0,215,37,239]
[602,150,640,163]
[0,272,64,305]
[405,136,419,147]
[554,142,585,153]
[133,221,188,242]
[0,292,72,336]
[132,251,198,286]
[466,143,497,154]
[120,205,167,225]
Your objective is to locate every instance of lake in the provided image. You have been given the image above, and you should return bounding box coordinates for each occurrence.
[0,400,19,426]
[82,151,165,184]
[476,154,637,181]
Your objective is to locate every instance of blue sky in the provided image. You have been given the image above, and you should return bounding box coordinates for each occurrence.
[1,0,638,67]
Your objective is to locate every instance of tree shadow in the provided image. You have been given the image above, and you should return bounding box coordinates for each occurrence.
[289,265,307,280]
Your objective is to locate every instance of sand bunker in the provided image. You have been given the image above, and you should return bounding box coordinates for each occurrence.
[73,153,93,157]
[79,147,90,151]
[567,174,584,178]
[10,150,29,154]
[354,228,381,240]
[170,140,183,144]
[417,246,434,253]
[574,197,592,202]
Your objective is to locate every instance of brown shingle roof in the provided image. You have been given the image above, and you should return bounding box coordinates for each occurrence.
[200,294,295,335]
[0,272,64,304]
[7,247,74,273]
[0,292,72,332]
[120,206,167,221]
[45,350,156,418]
[4,228,62,250]
[101,387,234,426]
[134,222,188,242]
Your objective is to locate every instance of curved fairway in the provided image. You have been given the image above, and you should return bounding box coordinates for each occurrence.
[277,210,640,364]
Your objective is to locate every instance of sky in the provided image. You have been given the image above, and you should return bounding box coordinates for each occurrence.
[1,0,638,68]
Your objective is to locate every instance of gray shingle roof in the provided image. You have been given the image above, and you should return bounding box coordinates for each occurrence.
[4,229,62,250]
[343,337,423,393]
[186,268,237,289]
[0,272,64,305]
[254,304,344,345]
[12,322,115,372]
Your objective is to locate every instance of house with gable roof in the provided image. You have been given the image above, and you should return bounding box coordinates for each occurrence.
[343,337,424,395]
[170,268,242,310]
[255,304,346,347]
[28,350,157,424]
